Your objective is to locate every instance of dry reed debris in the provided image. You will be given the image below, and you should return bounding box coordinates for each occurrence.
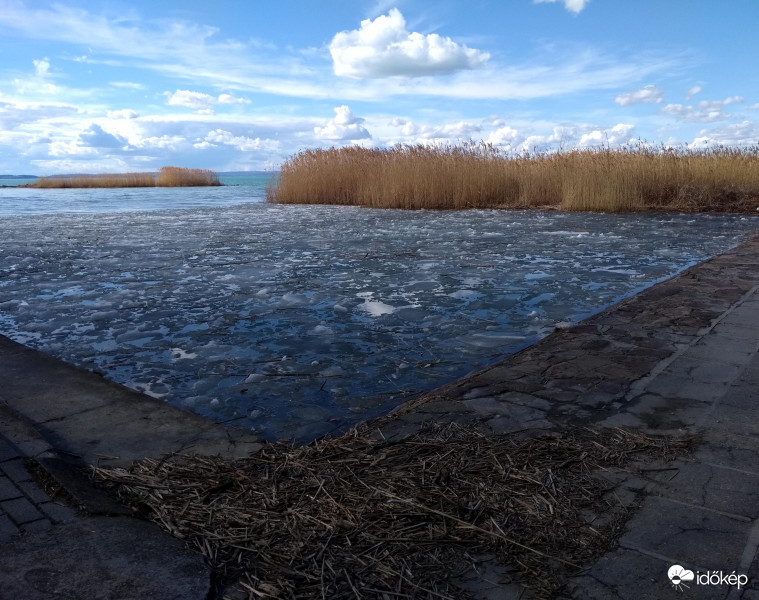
[94,423,688,599]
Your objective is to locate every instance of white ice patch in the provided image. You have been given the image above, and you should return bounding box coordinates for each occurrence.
[360,300,396,316]
[171,347,197,360]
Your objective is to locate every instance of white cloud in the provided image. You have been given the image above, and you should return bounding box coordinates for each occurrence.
[165,90,250,113]
[614,85,663,106]
[661,96,744,122]
[577,123,635,148]
[202,129,280,152]
[329,9,489,78]
[534,0,591,14]
[218,94,251,105]
[33,58,50,77]
[107,109,139,119]
[690,121,759,148]
[684,85,702,101]
[487,126,522,147]
[314,106,371,140]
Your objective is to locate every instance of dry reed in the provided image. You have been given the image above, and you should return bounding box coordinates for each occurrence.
[94,423,689,599]
[268,143,759,212]
[29,167,220,188]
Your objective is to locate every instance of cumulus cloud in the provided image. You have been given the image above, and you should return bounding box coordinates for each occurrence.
[577,123,635,148]
[614,85,663,106]
[314,106,371,140]
[661,96,744,122]
[166,90,250,112]
[534,0,591,14]
[690,121,759,148]
[78,123,128,148]
[487,126,523,148]
[329,9,489,78]
[33,58,50,77]
[202,129,280,152]
[684,85,702,101]
[393,118,481,141]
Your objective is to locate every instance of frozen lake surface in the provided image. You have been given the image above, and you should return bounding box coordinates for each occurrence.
[1,185,758,441]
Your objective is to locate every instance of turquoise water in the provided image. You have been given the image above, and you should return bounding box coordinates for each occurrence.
[0,177,38,187]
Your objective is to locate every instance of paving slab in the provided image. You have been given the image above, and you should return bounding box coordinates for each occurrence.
[0,516,209,600]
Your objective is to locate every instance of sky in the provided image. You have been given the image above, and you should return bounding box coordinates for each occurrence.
[1,0,758,175]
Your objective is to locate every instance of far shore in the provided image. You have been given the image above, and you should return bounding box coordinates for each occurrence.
[21,166,220,189]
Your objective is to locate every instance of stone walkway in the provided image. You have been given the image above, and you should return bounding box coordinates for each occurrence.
[1,234,758,598]
[368,234,759,599]
[0,333,264,600]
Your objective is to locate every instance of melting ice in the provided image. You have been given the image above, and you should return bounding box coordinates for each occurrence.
[0,196,758,442]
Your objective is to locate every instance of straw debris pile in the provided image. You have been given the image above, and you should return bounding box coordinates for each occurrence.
[93,424,687,599]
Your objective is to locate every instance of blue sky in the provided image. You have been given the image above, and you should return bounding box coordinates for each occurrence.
[1,0,758,174]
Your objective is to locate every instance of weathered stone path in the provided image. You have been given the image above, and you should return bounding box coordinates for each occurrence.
[1,234,758,599]
[367,234,759,599]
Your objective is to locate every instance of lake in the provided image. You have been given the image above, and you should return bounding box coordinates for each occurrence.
[1,181,757,441]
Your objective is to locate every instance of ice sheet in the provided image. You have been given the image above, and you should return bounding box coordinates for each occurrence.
[1,196,758,442]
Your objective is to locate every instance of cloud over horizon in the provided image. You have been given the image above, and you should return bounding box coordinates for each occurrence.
[329,9,490,78]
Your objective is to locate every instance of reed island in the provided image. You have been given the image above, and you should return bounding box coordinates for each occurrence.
[268,144,759,212]
[27,166,220,188]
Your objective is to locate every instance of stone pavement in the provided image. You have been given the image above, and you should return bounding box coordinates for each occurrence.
[1,233,758,599]
[368,234,759,599]
[0,334,264,600]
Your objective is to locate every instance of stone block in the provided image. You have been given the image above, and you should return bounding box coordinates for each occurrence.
[619,496,749,570]
[0,475,22,501]
[640,461,759,519]
[1,496,44,525]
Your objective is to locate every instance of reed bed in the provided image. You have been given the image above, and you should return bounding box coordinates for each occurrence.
[268,144,759,212]
[94,423,688,599]
[155,166,220,187]
[29,167,220,188]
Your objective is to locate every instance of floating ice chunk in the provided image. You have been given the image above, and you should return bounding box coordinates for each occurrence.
[310,324,334,336]
[171,348,197,360]
[360,300,396,316]
[448,289,482,300]
[278,292,310,307]
[525,271,550,280]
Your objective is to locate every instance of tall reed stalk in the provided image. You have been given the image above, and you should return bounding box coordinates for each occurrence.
[268,144,759,212]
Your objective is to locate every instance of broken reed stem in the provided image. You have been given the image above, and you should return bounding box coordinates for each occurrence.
[94,424,689,599]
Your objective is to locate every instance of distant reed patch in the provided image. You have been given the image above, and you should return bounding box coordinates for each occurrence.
[29,167,220,188]
[267,144,759,212]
